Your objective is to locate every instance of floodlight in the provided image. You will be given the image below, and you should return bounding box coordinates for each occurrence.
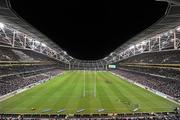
[0,22,4,29]
[176,26,180,32]
[69,56,73,59]
[104,57,108,59]
[129,45,134,49]
[170,39,174,42]
[141,41,146,45]
[135,43,140,47]
[34,40,40,44]
[164,32,168,36]
[41,43,46,47]
[63,51,67,55]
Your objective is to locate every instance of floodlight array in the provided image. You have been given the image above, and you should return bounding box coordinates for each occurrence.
[104,25,180,64]
[102,1,180,64]
[0,22,71,64]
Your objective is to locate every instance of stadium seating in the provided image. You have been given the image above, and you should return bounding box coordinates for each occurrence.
[0,46,64,96]
[115,50,180,100]
[120,50,180,64]
[0,46,57,62]
[0,64,59,76]
[118,65,180,79]
[0,112,179,119]
[0,47,20,61]
[113,69,180,99]
[0,68,62,96]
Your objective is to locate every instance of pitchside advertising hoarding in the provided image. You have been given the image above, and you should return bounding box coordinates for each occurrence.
[108,64,116,69]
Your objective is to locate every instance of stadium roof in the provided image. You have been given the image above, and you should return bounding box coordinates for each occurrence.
[0,0,62,51]
[103,0,180,63]
[0,0,74,63]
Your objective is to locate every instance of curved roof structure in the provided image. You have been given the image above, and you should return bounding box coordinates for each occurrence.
[0,0,73,64]
[0,0,180,67]
[0,0,60,51]
[103,0,180,64]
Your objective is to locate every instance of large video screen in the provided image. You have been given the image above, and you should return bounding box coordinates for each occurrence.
[108,64,116,69]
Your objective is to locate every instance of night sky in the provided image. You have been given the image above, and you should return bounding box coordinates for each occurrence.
[10,0,168,60]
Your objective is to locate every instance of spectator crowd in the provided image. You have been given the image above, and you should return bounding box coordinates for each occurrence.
[115,50,180,100]
[0,46,64,96]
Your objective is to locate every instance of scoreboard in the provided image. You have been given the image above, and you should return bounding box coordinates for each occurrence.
[108,65,116,69]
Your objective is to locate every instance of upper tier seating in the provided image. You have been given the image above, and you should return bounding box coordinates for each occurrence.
[0,46,56,62]
[120,50,180,64]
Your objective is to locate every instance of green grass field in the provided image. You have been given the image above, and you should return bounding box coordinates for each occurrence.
[0,71,179,114]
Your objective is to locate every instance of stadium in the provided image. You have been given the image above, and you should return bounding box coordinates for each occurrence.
[0,0,180,119]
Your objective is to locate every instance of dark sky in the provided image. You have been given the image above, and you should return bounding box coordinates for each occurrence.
[10,0,168,60]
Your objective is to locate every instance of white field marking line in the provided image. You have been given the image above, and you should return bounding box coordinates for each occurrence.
[110,71,180,106]
[1,107,175,112]
[20,95,121,98]
[83,69,86,97]
[94,68,97,98]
